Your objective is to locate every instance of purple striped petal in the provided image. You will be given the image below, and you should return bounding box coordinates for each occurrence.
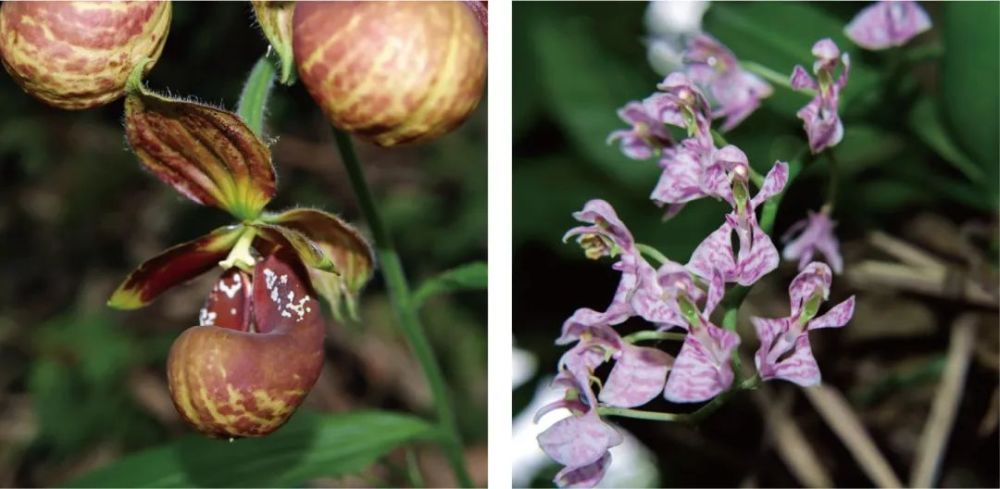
[538,411,624,468]
[750,162,789,209]
[734,214,779,286]
[687,220,737,282]
[558,343,608,382]
[631,258,690,327]
[555,453,612,488]
[752,316,788,379]
[643,92,687,129]
[789,262,833,317]
[663,324,739,403]
[651,141,709,206]
[808,295,855,330]
[797,92,845,154]
[811,38,841,69]
[769,334,822,386]
[783,211,844,274]
[704,267,725,317]
[557,308,627,345]
[845,1,932,50]
[790,65,817,91]
[600,344,673,408]
[563,200,636,256]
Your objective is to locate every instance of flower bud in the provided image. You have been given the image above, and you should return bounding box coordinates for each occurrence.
[0,0,170,110]
[292,1,487,147]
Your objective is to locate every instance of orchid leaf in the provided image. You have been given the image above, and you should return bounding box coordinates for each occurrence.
[263,208,375,322]
[251,1,296,85]
[124,69,277,220]
[413,261,487,309]
[65,410,436,488]
[108,225,244,310]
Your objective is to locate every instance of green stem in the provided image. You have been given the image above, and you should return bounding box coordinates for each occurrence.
[711,128,729,147]
[623,330,687,344]
[331,128,472,487]
[636,243,670,266]
[741,60,811,95]
[597,376,762,423]
[721,308,743,379]
[597,406,690,422]
[824,150,839,214]
[237,55,277,138]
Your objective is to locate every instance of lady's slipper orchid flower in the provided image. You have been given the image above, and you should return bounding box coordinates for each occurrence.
[790,39,850,154]
[845,1,932,51]
[782,210,844,274]
[752,262,856,386]
[663,269,740,403]
[105,72,374,437]
[687,155,789,286]
[607,101,674,160]
[109,72,374,322]
[684,33,773,131]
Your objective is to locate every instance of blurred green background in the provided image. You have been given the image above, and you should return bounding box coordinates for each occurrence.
[513,2,997,487]
[0,3,486,487]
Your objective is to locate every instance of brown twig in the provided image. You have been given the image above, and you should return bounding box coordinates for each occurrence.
[910,314,977,487]
[803,384,904,488]
[753,387,833,488]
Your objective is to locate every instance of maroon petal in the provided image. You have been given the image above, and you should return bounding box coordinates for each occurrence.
[108,225,244,309]
[125,83,276,219]
[253,254,321,335]
[262,208,374,321]
[199,268,253,332]
[254,223,336,273]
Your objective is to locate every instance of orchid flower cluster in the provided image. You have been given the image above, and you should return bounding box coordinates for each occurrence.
[537,1,931,486]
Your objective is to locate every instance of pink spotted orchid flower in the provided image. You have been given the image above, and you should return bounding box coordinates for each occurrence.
[684,33,773,131]
[790,39,850,154]
[687,150,789,286]
[562,199,704,330]
[607,101,674,160]
[752,262,856,386]
[663,268,740,403]
[845,1,932,51]
[537,321,624,488]
[782,209,844,274]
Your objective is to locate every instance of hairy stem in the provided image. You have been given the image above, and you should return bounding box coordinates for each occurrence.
[237,55,277,138]
[332,128,472,487]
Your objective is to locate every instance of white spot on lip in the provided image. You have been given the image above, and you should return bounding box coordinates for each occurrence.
[219,273,242,299]
[263,268,278,290]
[285,296,311,321]
[199,307,217,326]
[230,308,237,315]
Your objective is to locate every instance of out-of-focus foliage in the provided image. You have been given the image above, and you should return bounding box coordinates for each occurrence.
[514,2,997,487]
[67,410,437,488]
[0,3,485,487]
